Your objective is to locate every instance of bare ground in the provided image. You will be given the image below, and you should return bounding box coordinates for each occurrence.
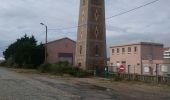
[2,67,170,100]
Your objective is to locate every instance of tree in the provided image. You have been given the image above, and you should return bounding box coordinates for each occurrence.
[3,34,44,68]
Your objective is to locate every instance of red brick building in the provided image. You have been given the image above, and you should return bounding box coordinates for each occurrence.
[47,37,76,65]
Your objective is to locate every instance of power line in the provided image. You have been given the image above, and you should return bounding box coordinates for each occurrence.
[47,0,160,31]
[48,24,87,31]
[106,0,160,20]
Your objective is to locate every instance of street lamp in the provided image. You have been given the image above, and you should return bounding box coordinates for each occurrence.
[40,23,48,63]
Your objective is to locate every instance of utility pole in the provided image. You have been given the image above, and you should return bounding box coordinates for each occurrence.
[40,23,48,63]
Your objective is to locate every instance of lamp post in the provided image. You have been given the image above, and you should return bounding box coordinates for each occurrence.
[40,23,48,63]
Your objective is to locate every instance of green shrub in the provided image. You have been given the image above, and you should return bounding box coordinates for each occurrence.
[0,61,6,66]
[38,62,93,77]
[38,63,51,73]
[6,57,15,67]
[58,61,69,66]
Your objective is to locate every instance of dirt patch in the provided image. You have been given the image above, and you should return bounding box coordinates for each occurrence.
[66,77,170,100]
[10,68,170,100]
[10,68,39,74]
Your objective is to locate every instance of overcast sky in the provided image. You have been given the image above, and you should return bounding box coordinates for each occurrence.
[0,0,170,57]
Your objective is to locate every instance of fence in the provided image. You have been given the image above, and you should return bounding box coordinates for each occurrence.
[97,72,170,85]
[95,66,170,84]
[108,73,170,84]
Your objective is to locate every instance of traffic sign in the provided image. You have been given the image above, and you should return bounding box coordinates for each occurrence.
[120,64,125,73]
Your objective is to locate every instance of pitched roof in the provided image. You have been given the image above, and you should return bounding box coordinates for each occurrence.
[47,37,76,44]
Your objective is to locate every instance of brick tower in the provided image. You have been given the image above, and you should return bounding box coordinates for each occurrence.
[75,0,106,70]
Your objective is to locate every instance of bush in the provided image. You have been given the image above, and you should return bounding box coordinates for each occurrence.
[38,62,93,77]
[0,61,6,66]
[6,57,15,67]
[38,63,51,73]
[22,63,34,69]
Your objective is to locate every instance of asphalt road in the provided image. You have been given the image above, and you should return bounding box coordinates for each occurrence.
[0,67,117,100]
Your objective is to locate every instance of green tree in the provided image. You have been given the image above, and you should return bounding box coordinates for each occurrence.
[3,34,44,68]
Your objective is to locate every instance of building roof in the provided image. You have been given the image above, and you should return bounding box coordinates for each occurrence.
[164,47,170,51]
[47,37,76,44]
[110,42,163,48]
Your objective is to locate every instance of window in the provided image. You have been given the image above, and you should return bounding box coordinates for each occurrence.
[94,9,99,21]
[161,64,168,73]
[78,63,82,67]
[128,47,131,52]
[80,45,82,54]
[82,0,85,5]
[112,49,114,53]
[134,46,137,52]
[116,61,120,67]
[82,10,85,22]
[95,26,99,39]
[122,48,125,53]
[117,48,120,53]
[80,31,83,39]
[95,45,99,55]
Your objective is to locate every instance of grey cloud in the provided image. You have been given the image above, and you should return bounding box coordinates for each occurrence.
[0,0,170,57]
[106,25,129,33]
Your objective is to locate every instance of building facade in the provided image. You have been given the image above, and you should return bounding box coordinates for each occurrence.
[75,0,107,70]
[109,42,170,76]
[47,37,76,65]
[163,48,170,60]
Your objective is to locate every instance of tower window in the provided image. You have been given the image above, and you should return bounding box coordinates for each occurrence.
[82,10,85,22]
[95,45,99,55]
[95,9,99,21]
[95,26,99,39]
[82,0,85,5]
[80,45,82,54]
[78,63,82,67]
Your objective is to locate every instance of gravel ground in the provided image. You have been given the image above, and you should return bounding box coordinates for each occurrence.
[0,67,81,100]
[0,67,170,100]
[0,67,117,100]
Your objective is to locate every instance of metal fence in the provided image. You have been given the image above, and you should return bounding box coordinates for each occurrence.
[108,73,170,84]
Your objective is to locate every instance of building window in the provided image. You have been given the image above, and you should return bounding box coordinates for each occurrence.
[134,46,137,52]
[128,47,131,52]
[112,49,114,53]
[80,45,82,54]
[122,48,125,53]
[95,45,99,55]
[117,48,120,53]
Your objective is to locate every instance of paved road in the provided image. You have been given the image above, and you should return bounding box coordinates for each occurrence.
[0,67,117,100]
